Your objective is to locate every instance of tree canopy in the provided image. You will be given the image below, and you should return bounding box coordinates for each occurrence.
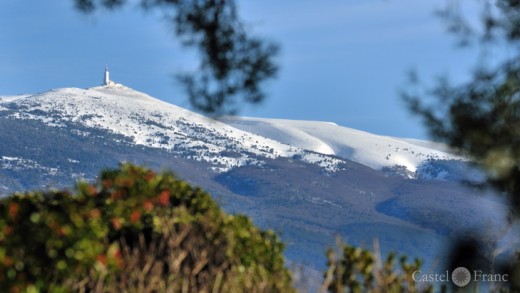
[403,0,520,216]
[0,163,294,292]
[403,1,520,290]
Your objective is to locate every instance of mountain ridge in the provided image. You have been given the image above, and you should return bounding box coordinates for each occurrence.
[1,85,348,173]
[0,84,510,272]
[220,116,467,179]
[2,85,463,176]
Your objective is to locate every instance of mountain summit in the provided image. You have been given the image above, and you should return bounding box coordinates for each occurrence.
[1,82,468,179]
[0,84,507,271]
[1,85,346,174]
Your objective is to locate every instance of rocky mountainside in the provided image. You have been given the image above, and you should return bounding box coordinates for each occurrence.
[0,85,511,271]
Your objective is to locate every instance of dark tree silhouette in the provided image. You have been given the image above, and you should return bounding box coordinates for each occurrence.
[403,0,520,215]
[402,1,520,290]
[73,0,279,115]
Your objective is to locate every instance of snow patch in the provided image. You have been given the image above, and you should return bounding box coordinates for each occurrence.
[1,156,58,174]
[223,116,461,173]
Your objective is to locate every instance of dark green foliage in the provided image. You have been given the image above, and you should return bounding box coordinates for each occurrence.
[403,0,520,215]
[402,1,520,290]
[403,65,520,214]
[0,163,294,292]
[169,0,279,114]
[436,0,520,46]
[322,242,434,293]
[73,0,279,115]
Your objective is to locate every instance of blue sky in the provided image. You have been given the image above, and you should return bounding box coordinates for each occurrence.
[0,0,483,139]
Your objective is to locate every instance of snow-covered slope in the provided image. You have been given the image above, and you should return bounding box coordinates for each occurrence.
[221,117,461,173]
[0,85,344,172]
[0,84,509,274]
[0,84,466,177]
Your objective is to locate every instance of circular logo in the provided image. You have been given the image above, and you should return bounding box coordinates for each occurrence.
[452,267,471,287]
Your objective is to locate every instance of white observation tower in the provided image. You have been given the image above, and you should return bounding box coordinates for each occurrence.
[103,65,111,86]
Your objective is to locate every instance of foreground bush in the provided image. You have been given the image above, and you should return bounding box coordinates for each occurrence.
[0,163,294,292]
[321,241,435,293]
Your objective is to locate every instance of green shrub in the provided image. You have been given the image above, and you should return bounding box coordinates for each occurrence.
[322,241,435,293]
[0,163,294,293]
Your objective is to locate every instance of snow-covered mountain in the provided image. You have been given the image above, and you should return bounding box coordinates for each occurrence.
[220,117,487,181]
[221,117,459,173]
[1,85,344,173]
[1,84,476,181]
[0,84,510,272]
